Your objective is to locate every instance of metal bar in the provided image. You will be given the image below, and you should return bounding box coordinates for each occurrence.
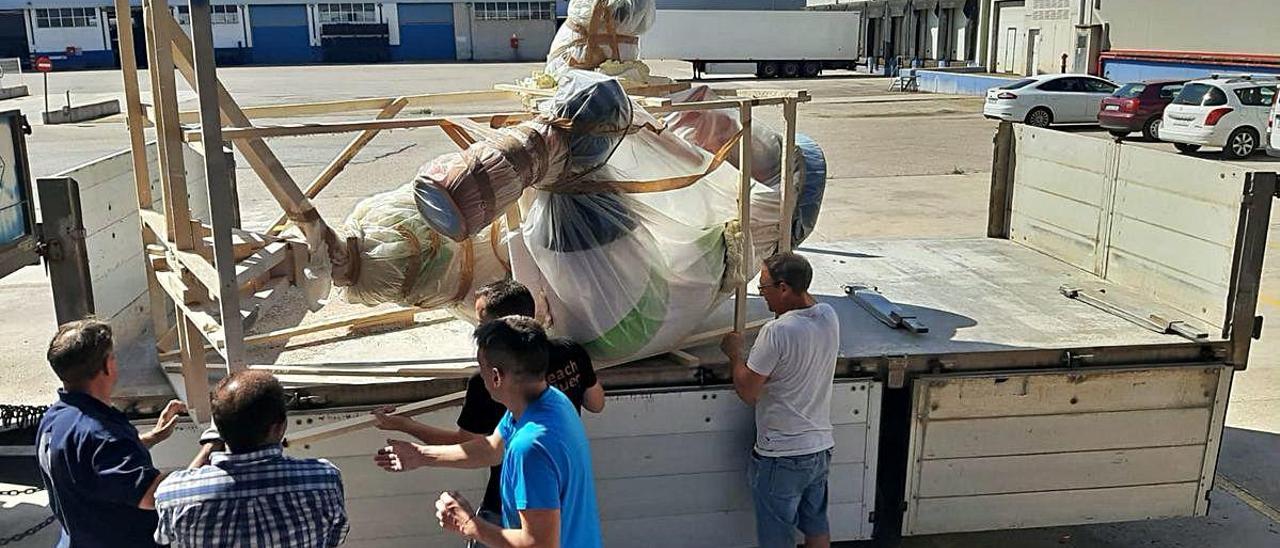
[36,177,94,323]
[987,121,1015,239]
[1226,172,1275,368]
[188,0,245,371]
[735,101,753,333]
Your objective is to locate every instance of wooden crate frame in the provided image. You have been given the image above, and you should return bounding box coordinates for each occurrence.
[120,0,810,426]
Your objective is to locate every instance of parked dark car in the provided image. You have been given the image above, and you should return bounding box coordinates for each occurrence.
[1098,79,1189,140]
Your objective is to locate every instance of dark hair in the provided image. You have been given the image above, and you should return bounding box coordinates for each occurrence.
[473,316,549,381]
[212,370,287,451]
[475,280,535,320]
[47,319,114,385]
[763,252,813,293]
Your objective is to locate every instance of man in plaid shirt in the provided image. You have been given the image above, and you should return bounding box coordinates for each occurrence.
[154,371,348,547]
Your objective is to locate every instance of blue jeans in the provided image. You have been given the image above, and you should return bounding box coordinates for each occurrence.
[748,449,832,548]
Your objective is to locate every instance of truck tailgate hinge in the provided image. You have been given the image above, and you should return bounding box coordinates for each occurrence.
[886,355,908,389]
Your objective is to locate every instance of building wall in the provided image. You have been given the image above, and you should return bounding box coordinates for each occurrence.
[25,6,113,68]
[471,18,552,61]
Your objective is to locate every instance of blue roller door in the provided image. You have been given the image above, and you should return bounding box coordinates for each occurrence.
[249,5,315,64]
[396,3,455,60]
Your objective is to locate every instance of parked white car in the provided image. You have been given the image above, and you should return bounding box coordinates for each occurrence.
[1160,76,1278,159]
[1268,89,1280,157]
[983,74,1119,128]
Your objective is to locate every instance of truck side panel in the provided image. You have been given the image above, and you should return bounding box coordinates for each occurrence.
[641,10,860,62]
[903,365,1231,536]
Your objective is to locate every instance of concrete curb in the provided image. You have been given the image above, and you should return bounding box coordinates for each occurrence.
[42,99,120,124]
[0,85,28,100]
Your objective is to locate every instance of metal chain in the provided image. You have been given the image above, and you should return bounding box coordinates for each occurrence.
[0,487,42,497]
[0,404,48,432]
[0,515,56,545]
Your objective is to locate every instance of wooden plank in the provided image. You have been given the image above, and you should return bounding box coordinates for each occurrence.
[187,111,533,141]
[666,349,700,367]
[778,99,797,251]
[234,241,291,288]
[144,0,194,250]
[174,89,517,123]
[266,97,410,235]
[921,407,1213,460]
[917,445,1206,498]
[906,482,1200,535]
[727,89,812,100]
[176,312,211,424]
[734,101,753,332]
[923,366,1220,420]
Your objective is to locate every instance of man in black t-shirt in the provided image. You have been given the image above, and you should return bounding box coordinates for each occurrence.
[372,280,604,544]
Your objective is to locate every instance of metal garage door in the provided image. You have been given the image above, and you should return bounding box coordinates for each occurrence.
[249,4,314,65]
[396,3,456,60]
[994,1,1026,74]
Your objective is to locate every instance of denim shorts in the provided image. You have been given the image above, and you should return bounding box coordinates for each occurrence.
[747,448,832,548]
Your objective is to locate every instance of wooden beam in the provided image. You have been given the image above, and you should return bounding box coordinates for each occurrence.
[668,349,701,367]
[287,318,769,446]
[186,112,533,141]
[174,89,518,123]
[176,311,212,424]
[163,15,317,225]
[234,241,292,288]
[144,0,194,250]
[266,96,411,235]
[727,89,812,101]
[140,209,226,298]
[735,101,753,333]
[778,98,798,251]
[157,308,451,360]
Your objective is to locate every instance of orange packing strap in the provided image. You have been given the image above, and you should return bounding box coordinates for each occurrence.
[454,236,476,302]
[541,129,745,195]
[489,222,511,275]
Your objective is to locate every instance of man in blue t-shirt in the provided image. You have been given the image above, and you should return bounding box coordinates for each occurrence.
[375,316,602,548]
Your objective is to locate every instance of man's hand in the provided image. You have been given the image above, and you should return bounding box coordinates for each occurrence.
[141,399,187,447]
[720,331,745,362]
[375,439,428,472]
[436,491,479,539]
[371,406,414,432]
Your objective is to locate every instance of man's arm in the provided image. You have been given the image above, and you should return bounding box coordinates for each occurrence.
[721,331,769,405]
[438,492,560,548]
[582,384,606,413]
[137,471,169,510]
[468,509,560,548]
[375,431,505,472]
[372,407,481,445]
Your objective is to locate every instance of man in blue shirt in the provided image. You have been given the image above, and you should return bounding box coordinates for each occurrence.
[375,316,602,548]
[36,319,187,547]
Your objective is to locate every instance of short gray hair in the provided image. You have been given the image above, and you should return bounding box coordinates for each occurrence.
[762,252,813,292]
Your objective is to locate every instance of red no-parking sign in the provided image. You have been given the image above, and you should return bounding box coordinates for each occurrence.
[34,56,52,72]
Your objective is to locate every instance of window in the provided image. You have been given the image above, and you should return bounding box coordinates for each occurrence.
[317,3,378,24]
[175,5,240,25]
[475,2,555,21]
[1037,78,1073,92]
[35,8,98,29]
[1083,78,1117,94]
[1174,83,1228,106]
[1157,84,1184,100]
[1114,83,1146,98]
[1000,78,1037,90]
[1235,86,1277,107]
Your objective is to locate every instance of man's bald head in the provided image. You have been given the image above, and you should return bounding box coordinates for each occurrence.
[212,370,287,451]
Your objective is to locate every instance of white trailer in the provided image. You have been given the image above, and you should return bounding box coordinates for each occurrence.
[640,10,861,79]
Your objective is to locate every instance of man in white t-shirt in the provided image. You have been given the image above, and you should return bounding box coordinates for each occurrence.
[721,251,840,548]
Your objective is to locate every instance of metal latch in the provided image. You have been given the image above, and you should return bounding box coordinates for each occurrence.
[886,355,908,389]
[844,284,929,334]
[1060,285,1209,341]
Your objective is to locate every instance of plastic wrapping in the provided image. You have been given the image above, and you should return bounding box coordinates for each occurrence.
[414,121,568,242]
[665,85,786,188]
[545,0,656,77]
[341,184,511,310]
[540,71,635,179]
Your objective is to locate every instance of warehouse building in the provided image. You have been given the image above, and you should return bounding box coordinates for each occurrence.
[0,1,561,69]
[806,1,983,68]
[983,0,1280,80]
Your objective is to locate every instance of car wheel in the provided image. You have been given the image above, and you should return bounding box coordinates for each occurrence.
[1174,143,1201,154]
[758,62,780,78]
[1108,129,1130,138]
[1142,117,1162,141]
[1025,107,1053,128]
[1224,127,1259,159]
[802,61,821,78]
[782,62,801,78]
